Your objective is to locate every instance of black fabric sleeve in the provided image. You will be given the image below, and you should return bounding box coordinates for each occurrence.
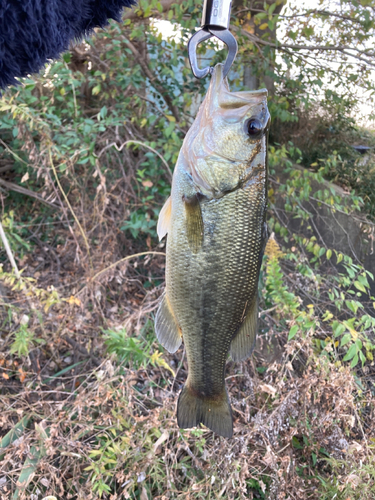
[0,0,137,89]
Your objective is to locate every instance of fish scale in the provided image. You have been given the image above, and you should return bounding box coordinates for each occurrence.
[155,64,270,437]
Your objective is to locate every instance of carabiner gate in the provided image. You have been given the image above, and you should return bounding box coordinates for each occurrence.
[188,0,238,79]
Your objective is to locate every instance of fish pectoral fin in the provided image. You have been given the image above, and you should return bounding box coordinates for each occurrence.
[177,384,233,438]
[230,296,258,362]
[183,194,204,253]
[155,294,182,353]
[157,196,172,241]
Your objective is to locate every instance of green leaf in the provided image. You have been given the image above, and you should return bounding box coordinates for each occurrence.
[343,343,358,361]
[42,361,85,384]
[350,353,359,368]
[346,300,358,314]
[268,2,277,15]
[12,426,50,500]
[354,281,366,293]
[0,416,31,456]
[288,325,299,341]
[340,333,352,347]
[359,351,366,366]
[292,436,304,449]
[333,323,346,337]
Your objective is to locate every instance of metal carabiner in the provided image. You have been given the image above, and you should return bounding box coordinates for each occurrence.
[188,0,238,79]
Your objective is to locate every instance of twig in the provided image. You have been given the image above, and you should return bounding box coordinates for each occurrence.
[91,251,166,282]
[122,37,181,122]
[237,28,375,67]
[0,220,20,278]
[0,178,59,208]
[259,305,277,316]
[170,347,185,393]
[136,94,186,135]
[48,149,93,270]
[97,140,173,181]
[0,163,13,173]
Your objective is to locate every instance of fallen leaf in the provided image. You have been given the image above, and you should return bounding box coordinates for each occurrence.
[21,172,29,183]
[259,383,277,396]
[348,441,362,453]
[140,487,148,500]
[66,296,81,307]
[18,368,26,383]
[153,430,169,454]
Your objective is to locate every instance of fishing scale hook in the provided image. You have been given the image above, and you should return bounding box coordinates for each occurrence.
[188,0,238,79]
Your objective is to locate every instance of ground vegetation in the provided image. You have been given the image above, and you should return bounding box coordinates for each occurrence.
[1,1,375,499]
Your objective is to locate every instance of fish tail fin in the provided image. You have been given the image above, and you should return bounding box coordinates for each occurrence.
[177,384,233,438]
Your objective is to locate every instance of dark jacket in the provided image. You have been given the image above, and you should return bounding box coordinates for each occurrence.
[0,0,136,89]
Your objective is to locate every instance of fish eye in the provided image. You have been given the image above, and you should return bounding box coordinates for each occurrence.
[246,118,263,137]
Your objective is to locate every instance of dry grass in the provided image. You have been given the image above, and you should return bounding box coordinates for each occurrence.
[1,274,374,500]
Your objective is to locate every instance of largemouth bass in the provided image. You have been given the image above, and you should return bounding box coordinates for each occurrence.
[155,64,270,438]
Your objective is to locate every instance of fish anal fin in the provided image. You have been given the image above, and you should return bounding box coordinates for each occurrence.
[183,194,204,253]
[230,296,258,362]
[157,196,172,241]
[155,294,182,353]
[177,384,233,438]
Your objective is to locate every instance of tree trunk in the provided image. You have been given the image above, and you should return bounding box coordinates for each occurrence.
[233,0,286,94]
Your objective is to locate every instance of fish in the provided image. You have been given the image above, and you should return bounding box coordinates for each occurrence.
[155,63,270,438]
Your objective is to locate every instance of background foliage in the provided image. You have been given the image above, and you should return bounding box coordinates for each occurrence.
[0,0,375,499]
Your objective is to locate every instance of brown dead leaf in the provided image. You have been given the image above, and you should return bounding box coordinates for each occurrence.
[146,234,152,249]
[259,383,277,396]
[153,430,169,455]
[18,368,26,383]
[345,474,360,489]
[140,487,148,500]
[66,296,81,307]
[348,441,362,453]
[263,447,277,467]
[21,172,29,183]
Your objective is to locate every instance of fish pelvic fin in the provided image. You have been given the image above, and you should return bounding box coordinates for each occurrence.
[230,295,258,362]
[155,294,182,353]
[183,194,204,253]
[157,196,172,241]
[177,385,233,438]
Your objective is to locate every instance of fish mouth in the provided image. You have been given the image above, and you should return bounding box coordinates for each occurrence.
[213,64,268,105]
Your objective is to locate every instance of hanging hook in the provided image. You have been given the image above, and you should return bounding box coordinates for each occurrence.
[188,0,238,79]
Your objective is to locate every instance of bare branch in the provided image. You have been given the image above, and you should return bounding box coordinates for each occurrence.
[98,140,173,181]
[122,37,181,122]
[237,27,375,68]
[234,7,365,24]
[0,178,59,208]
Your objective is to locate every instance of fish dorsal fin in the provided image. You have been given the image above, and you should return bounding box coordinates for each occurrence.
[183,194,204,253]
[157,196,172,241]
[155,294,182,353]
[230,296,258,362]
